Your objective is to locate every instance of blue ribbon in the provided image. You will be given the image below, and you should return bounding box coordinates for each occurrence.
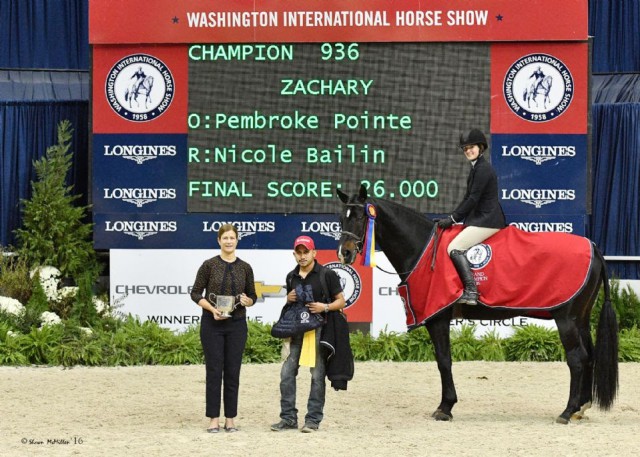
[362,203,377,267]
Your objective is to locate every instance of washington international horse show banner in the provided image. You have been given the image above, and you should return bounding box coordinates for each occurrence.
[89,0,589,334]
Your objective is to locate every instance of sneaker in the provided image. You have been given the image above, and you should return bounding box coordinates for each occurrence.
[300,423,319,433]
[270,420,298,431]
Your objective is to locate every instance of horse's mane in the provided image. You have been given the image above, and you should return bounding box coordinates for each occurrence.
[362,197,433,277]
[369,197,433,228]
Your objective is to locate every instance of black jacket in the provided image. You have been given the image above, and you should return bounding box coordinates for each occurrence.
[452,155,506,228]
[320,311,354,391]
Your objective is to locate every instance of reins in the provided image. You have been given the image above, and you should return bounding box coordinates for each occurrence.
[430,227,442,271]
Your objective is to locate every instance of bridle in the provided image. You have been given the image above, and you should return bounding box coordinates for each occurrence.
[339,201,415,276]
[339,202,366,254]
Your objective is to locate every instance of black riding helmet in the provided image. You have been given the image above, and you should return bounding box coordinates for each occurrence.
[459,129,488,151]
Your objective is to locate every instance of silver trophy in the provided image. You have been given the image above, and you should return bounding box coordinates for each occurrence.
[209,294,239,318]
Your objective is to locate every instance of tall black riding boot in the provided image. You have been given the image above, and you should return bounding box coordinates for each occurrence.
[449,250,478,305]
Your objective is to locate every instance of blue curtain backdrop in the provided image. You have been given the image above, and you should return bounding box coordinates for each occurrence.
[590,74,640,279]
[0,0,89,247]
[0,0,89,70]
[0,71,89,246]
[589,0,640,73]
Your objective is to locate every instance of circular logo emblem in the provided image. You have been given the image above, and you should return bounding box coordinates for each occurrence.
[324,262,362,309]
[465,244,492,269]
[503,53,573,123]
[105,54,174,122]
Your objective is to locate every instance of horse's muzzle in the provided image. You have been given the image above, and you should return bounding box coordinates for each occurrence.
[338,241,358,265]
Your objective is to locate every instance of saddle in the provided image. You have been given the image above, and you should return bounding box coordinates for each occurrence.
[398,226,593,329]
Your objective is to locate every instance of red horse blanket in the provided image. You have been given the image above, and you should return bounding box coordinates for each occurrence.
[398,226,593,329]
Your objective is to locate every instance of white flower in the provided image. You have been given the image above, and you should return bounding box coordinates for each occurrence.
[7,330,17,337]
[30,265,61,281]
[0,296,25,316]
[30,266,61,301]
[79,327,93,336]
[39,311,62,327]
[93,297,108,314]
[59,286,78,299]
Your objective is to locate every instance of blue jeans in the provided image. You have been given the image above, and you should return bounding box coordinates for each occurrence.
[279,328,326,425]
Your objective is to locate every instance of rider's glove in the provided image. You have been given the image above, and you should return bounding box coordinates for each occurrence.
[437,215,455,229]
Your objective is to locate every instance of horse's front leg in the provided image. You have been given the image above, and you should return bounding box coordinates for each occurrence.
[426,316,457,421]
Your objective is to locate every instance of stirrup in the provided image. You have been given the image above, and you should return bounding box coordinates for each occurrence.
[457,290,478,305]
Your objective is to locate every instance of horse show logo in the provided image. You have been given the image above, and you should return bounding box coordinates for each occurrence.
[299,310,312,324]
[105,54,174,122]
[466,244,492,269]
[324,262,362,309]
[503,53,574,123]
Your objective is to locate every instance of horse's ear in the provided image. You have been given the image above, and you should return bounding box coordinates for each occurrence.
[337,188,349,204]
[358,183,368,201]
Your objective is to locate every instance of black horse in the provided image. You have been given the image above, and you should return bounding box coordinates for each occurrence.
[337,185,618,424]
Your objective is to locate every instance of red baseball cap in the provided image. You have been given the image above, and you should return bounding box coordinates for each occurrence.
[293,235,315,250]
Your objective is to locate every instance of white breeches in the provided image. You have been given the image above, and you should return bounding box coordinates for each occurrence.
[446,226,500,254]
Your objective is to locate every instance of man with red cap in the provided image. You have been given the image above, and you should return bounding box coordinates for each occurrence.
[271,235,345,433]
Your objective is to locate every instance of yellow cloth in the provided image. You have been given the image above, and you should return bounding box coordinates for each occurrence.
[299,330,316,367]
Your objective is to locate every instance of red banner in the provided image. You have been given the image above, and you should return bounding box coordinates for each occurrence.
[89,0,587,44]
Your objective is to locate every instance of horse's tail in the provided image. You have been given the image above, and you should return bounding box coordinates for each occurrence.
[592,245,618,410]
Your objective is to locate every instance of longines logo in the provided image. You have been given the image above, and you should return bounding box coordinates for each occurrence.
[503,53,574,123]
[501,145,576,165]
[324,262,362,309]
[105,220,178,240]
[509,222,574,233]
[301,221,342,241]
[501,188,575,208]
[103,144,177,165]
[105,54,174,122]
[103,188,176,207]
[201,221,275,239]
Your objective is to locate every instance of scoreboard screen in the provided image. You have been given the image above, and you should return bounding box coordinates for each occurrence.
[187,42,490,213]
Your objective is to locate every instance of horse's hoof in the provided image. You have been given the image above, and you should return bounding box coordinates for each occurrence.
[431,409,441,418]
[555,416,570,425]
[571,412,587,421]
[432,410,453,421]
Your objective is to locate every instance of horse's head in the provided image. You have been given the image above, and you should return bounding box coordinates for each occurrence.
[336,184,369,265]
